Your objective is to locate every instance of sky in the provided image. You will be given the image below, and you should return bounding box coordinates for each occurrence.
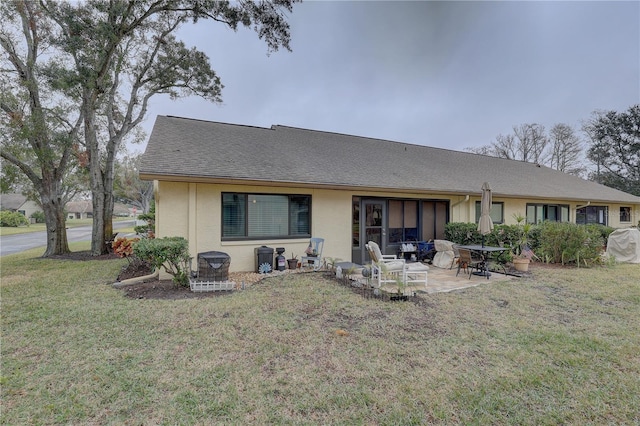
[137,0,640,154]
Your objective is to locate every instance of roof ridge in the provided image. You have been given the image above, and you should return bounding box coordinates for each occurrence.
[271,124,542,165]
[164,115,274,132]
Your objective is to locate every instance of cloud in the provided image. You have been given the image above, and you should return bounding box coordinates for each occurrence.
[136,1,639,154]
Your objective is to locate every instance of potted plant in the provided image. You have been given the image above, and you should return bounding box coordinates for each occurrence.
[287,253,298,270]
[511,213,533,272]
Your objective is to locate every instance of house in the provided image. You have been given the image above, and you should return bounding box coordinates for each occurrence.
[66,200,93,220]
[66,200,135,219]
[139,115,640,273]
[0,193,42,220]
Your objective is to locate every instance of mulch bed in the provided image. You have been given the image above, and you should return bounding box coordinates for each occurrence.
[48,251,570,300]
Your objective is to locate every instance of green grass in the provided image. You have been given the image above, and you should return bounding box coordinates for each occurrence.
[2,250,639,425]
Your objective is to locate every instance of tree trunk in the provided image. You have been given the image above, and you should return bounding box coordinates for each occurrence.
[88,143,116,256]
[39,178,70,257]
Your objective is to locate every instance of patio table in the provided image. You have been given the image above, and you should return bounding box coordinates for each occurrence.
[457,245,509,277]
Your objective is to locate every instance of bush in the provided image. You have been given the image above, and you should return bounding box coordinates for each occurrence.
[537,222,604,266]
[133,237,191,287]
[445,222,481,245]
[587,224,615,247]
[445,222,533,252]
[134,204,155,238]
[112,237,140,261]
[0,211,29,227]
[30,211,45,223]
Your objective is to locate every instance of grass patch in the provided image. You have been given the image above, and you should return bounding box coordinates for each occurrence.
[2,254,639,424]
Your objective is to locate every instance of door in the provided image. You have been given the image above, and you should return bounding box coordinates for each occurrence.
[362,199,386,263]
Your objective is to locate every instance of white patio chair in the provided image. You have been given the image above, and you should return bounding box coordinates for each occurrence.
[301,237,324,271]
[366,241,428,292]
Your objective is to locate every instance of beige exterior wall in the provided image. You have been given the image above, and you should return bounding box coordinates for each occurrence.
[154,180,640,277]
[19,200,42,219]
[155,181,356,275]
[155,182,457,276]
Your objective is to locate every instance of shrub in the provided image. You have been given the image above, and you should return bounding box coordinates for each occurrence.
[134,204,155,238]
[112,237,140,261]
[133,237,191,287]
[537,222,604,266]
[30,211,45,223]
[445,222,481,245]
[587,224,615,247]
[445,222,533,251]
[0,211,29,227]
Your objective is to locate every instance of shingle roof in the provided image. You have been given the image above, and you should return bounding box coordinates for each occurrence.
[140,116,640,204]
[0,193,28,210]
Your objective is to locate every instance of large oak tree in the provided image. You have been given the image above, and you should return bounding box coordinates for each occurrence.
[1,0,296,256]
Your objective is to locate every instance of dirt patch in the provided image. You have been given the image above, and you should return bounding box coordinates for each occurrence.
[116,259,153,281]
[118,270,290,300]
[119,279,228,300]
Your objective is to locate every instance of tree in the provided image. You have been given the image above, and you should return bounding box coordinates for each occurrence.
[467,122,585,176]
[114,152,153,214]
[584,105,640,196]
[2,0,296,256]
[467,125,548,163]
[548,123,585,177]
[0,1,82,256]
[512,123,548,165]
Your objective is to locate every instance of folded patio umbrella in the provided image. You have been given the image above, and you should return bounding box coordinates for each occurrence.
[477,182,494,247]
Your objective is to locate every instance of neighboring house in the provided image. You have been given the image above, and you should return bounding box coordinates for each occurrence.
[66,200,134,219]
[140,116,640,273]
[0,193,42,219]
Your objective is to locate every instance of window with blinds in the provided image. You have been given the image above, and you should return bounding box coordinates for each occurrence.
[222,193,310,239]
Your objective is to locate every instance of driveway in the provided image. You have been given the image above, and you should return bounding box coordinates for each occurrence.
[0,220,136,257]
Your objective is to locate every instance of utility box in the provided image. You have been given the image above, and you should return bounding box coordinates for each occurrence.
[197,251,230,282]
[255,246,274,273]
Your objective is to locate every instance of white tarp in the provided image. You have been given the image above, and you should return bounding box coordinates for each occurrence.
[432,239,455,269]
[606,228,640,264]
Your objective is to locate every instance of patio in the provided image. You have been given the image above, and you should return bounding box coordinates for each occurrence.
[336,262,515,295]
[419,264,514,293]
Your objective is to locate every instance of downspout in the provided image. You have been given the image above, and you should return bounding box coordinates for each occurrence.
[575,201,591,210]
[452,195,470,208]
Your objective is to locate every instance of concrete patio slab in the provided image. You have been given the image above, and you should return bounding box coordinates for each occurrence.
[348,262,514,295]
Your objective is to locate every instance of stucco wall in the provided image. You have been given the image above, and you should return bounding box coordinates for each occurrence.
[155,180,640,278]
[155,181,354,275]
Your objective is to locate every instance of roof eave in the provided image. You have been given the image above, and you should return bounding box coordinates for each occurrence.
[140,172,640,204]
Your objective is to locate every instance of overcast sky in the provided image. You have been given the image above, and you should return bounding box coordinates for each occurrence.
[138,0,639,154]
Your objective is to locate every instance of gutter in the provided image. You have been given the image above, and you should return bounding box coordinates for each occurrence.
[575,201,591,210]
[451,195,470,207]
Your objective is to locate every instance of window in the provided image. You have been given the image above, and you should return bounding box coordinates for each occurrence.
[576,205,607,225]
[388,200,418,243]
[222,193,310,239]
[620,207,631,222]
[526,204,569,224]
[475,201,504,224]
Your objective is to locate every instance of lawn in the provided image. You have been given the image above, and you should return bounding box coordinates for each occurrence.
[2,246,639,425]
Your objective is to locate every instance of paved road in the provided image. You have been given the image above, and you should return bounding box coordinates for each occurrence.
[0,220,136,257]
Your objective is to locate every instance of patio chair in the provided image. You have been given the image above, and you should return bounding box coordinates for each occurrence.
[366,241,429,291]
[301,237,324,271]
[450,244,461,269]
[456,248,486,279]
